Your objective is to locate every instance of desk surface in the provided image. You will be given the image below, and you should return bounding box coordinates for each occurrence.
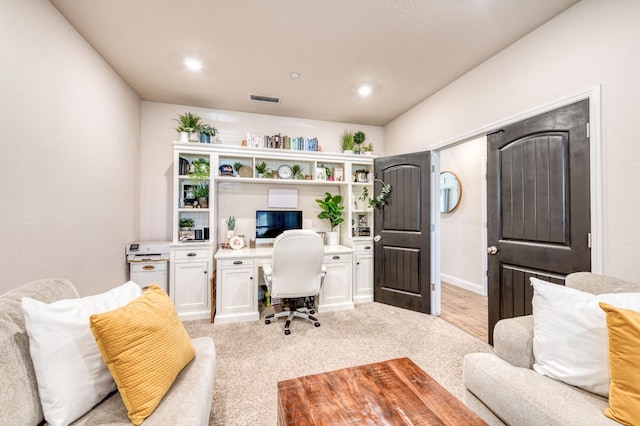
[214,244,353,260]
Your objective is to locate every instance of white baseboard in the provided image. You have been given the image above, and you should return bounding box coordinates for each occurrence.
[441,274,486,296]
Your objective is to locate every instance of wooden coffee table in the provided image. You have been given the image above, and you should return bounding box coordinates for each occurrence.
[277,357,486,425]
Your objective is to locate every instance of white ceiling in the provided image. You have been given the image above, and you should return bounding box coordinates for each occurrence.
[49,0,579,126]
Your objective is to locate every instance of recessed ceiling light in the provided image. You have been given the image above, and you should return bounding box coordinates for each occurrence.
[290,72,301,79]
[357,85,373,96]
[183,57,203,71]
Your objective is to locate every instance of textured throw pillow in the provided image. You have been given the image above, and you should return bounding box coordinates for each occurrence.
[531,277,640,397]
[599,302,640,424]
[21,281,142,426]
[90,284,195,426]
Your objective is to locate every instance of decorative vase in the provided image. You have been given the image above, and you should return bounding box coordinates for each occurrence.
[189,132,200,142]
[343,150,353,155]
[325,231,339,246]
[179,132,189,143]
[197,197,208,208]
[200,133,210,143]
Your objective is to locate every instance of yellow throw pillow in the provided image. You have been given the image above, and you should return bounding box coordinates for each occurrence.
[599,302,640,425]
[90,284,195,425]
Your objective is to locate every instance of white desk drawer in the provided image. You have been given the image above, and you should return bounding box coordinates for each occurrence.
[354,242,374,253]
[324,253,351,263]
[220,258,255,267]
[174,248,209,260]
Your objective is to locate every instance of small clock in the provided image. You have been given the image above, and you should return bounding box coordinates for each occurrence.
[277,165,293,179]
[229,236,245,250]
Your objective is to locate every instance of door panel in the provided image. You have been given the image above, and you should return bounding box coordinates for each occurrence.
[487,99,591,343]
[374,152,431,314]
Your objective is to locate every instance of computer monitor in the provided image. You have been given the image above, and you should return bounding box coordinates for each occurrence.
[255,210,303,244]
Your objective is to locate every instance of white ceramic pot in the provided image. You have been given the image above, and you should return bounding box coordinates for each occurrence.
[325,231,339,246]
[189,132,200,142]
[343,150,353,155]
[179,132,189,142]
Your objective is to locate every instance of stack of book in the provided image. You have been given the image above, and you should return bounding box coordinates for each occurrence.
[246,133,319,151]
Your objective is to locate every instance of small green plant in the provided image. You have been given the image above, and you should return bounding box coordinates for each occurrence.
[353,131,366,148]
[188,158,210,197]
[362,143,374,153]
[291,164,304,179]
[315,192,345,231]
[255,161,267,174]
[233,162,244,174]
[340,130,355,152]
[200,124,217,136]
[179,218,195,229]
[174,112,203,133]
[225,216,236,231]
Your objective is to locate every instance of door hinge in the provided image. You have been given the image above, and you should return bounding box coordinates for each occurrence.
[587,122,590,138]
[587,233,592,248]
[430,224,435,232]
[431,283,435,291]
[431,165,435,173]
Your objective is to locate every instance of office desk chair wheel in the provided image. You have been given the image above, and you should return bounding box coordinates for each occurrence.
[314,321,320,327]
[265,319,271,324]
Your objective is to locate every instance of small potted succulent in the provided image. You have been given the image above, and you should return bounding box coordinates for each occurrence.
[225,216,236,240]
[255,161,267,178]
[179,218,195,230]
[353,131,366,154]
[199,124,217,143]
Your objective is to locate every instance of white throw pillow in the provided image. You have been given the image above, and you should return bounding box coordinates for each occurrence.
[531,277,640,397]
[22,281,142,426]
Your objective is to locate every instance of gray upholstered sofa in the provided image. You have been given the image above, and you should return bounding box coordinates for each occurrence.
[463,272,640,426]
[0,278,216,425]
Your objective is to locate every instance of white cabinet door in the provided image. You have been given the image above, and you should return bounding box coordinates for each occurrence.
[354,252,374,303]
[318,254,354,312]
[173,261,209,311]
[215,259,259,324]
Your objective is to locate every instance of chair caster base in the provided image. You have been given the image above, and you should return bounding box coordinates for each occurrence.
[284,329,291,335]
[314,322,320,327]
[265,319,271,324]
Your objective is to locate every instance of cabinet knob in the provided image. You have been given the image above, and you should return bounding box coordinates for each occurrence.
[187,252,197,257]
[357,262,360,265]
[332,255,340,260]
[233,260,243,265]
[364,246,371,250]
[250,276,253,280]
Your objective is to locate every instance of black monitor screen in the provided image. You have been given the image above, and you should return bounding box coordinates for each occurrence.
[255,210,302,241]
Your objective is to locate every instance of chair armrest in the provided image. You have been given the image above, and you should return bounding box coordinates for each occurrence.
[262,264,272,285]
[493,315,535,369]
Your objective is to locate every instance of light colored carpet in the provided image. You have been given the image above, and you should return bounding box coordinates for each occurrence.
[183,302,493,426]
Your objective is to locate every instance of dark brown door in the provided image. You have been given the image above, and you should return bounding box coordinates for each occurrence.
[487,99,591,343]
[374,152,431,314]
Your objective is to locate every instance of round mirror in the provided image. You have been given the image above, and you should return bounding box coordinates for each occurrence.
[440,171,462,213]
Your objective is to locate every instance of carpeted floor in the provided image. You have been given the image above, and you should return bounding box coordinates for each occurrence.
[183,302,493,426]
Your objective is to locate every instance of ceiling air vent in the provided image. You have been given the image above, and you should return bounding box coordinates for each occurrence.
[249,93,281,104]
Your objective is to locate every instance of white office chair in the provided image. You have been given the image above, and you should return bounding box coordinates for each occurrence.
[263,230,326,335]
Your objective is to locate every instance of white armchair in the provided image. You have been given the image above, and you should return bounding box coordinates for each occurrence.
[262,230,326,335]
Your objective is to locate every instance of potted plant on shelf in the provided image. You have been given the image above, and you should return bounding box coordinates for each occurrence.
[353,131,366,154]
[362,143,374,155]
[292,164,305,179]
[225,216,236,241]
[174,112,203,142]
[255,161,267,178]
[199,124,217,143]
[340,130,355,154]
[179,218,195,230]
[188,158,210,208]
[315,192,345,246]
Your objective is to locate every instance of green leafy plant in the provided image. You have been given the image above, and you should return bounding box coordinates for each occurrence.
[174,112,203,133]
[188,158,210,197]
[200,124,217,136]
[179,218,194,229]
[370,183,392,208]
[362,143,374,153]
[353,131,366,146]
[315,192,345,231]
[340,130,355,152]
[255,161,267,174]
[291,164,304,179]
[233,162,244,174]
[225,216,236,231]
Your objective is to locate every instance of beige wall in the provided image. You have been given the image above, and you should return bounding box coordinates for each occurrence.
[0,0,141,295]
[385,0,640,281]
[440,137,486,293]
[139,101,383,241]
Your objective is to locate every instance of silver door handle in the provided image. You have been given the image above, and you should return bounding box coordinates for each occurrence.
[373,235,381,242]
[487,246,498,255]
